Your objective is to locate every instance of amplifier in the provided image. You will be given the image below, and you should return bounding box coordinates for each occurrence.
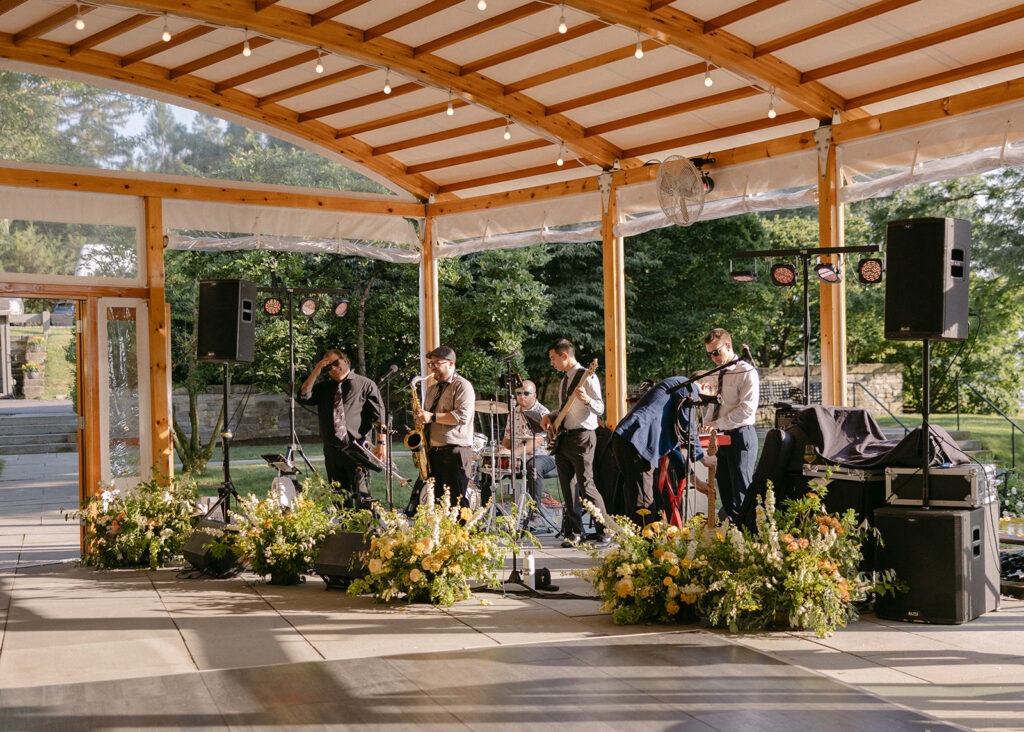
[885,464,998,507]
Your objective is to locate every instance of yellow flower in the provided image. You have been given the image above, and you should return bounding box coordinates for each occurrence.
[679,527,690,540]
[475,542,490,557]
[636,508,651,517]
[450,563,461,574]
[652,549,664,561]
[662,551,678,564]
[648,521,664,534]
[614,577,634,598]
[409,568,423,582]
[714,529,724,542]
[666,601,680,615]
[679,558,692,569]
[460,507,473,521]
[666,584,679,598]
[663,576,674,586]
[368,558,383,574]
[479,598,492,606]
[642,526,655,539]
[668,565,680,577]
[421,557,432,570]
[666,525,680,537]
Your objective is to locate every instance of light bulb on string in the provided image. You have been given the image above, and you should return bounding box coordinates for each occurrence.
[242,29,251,57]
[556,143,565,167]
[446,92,454,116]
[704,62,713,87]
[161,14,171,42]
[634,31,644,59]
[477,0,486,10]
[558,4,567,33]
[314,48,324,74]
[73,3,84,31]
[767,91,776,119]
[503,118,511,141]
[383,68,391,94]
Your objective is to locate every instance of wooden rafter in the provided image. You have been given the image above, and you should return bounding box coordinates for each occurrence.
[703,0,791,34]
[620,111,806,158]
[0,35,439,198]
[0,0,31,15]
[567,0,846,118]
[168,36,274,80]
[406,140,549,175]
[802,4,1024,82]
[335,100,466,139]
[310,0,372,27]
[755,0,921,57]
[364,0,462,43]
[374,119,507,156]
[413,2,547,56]
[256,64,374,106]
[254,0,281,11]
[586,88,760,137]
[14,3,94,45]
[121,25,215,66]
[299,81,420,122]
[69,14,153,55]
[546,63,703,115]
[504,39,659,94]
[461,20,606,76]
[436,161,577,195]
[104,0,626,168]
[214,49,317,93]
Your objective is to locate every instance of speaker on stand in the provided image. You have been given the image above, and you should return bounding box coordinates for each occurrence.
[197,279,257,364]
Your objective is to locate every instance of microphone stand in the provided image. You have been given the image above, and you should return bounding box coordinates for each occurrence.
[379,368,399,508]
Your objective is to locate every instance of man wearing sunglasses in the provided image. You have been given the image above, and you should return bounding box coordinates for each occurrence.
[700,328,760,521]
[298,349,385,508]
[414,346,476,506]
[501,380,556,531]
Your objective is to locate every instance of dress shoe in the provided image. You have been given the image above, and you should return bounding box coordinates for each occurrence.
[560,534,582,548]
[585,532,612,547]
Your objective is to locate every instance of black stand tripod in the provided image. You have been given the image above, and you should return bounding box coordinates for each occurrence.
[205,363,242,523]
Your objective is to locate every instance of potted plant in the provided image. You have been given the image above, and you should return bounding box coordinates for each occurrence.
[22,361,43,379]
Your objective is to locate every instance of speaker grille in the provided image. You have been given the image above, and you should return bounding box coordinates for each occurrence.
[197,279,257,363]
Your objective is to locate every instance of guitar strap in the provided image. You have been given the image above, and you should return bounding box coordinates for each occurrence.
[560,367,587,412]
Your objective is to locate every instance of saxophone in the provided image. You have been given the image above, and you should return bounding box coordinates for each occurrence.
[404,375,430,480]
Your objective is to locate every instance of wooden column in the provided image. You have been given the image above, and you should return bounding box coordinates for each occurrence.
[817,126,848,406]
[600,175,627,427]
[144,197,173,478]
[420,216,440,354]
[81,297,102,502]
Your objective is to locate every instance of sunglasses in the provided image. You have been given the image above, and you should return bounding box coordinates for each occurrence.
[515,390,535,395]
[706,347,726,357]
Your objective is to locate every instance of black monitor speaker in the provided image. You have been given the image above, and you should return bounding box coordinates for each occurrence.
[197,279,257,363]
[313,530,369,589]
[884,217,970,341]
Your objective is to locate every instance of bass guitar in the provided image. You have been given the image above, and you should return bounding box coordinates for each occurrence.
[545,358,598,454]
[704,427,719,534]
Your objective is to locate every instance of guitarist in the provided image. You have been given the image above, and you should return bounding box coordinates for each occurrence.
[610,378,716,527]
[540,338,609,547]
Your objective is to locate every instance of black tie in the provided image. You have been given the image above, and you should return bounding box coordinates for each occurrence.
[428,381,448,413]
[711,370,725,422]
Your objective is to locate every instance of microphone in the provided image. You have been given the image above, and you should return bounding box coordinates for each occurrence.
[499,350,521,362]
[379,364,399,383]
[739,344,755,367]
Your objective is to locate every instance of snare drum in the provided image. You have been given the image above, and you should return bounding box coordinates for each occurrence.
[478,448,525,474]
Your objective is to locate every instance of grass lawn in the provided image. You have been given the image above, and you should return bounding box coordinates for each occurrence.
[876,413,1023,466]
[43,328,76,399]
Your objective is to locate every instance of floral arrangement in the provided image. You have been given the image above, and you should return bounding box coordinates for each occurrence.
[347,486,510,606]
[26,335,46,349]
[22,361,43,374]
[66,473,198,570]
[585,483,902,638]
[998,469,1023,518]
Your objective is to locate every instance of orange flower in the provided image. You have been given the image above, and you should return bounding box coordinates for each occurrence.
[819,525,829,535]
[782,533,794,543]
[786,543,798,552]
[798,538,809,549]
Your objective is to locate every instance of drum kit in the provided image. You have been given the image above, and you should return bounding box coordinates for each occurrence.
[472,398,542,531]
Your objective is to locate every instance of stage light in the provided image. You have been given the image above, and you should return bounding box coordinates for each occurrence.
[815,261,842,283]
[299,297,318,316]
[729,260,757,283]
[770,263,797,287]
[262,297,283,316]
[331,299,350,317]
[857,257,884,284]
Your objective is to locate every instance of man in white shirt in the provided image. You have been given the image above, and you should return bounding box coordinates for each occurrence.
[700,328,760,522]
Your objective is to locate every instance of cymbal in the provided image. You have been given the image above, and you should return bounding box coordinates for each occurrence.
[475,400,509,414]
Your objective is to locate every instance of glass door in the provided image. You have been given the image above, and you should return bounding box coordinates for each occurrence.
[97,298,151,490]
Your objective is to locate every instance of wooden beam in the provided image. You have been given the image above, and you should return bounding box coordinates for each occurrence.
[601,179,626,428]
[255,0,281,10]
[0,281,148,298]
[256,64,373,106]
[703,0,791,34]
[586,87,759,137]
[121,25,215,67]
[310,0,372,27]
[461,20,606,75]
[436,161,576,195]
[298,80,419,122]
[144,197,172,478]
[755,0,921,57]
[566,0,845,118]
[620,110,806,158]
[335,100,465,138]
[364,0,462,42]
[70,14,152,56]
[0,0,31,16]
[414,2,547,56]
[214,48,317,92]
[420,217,439,354]
[82,297,102,507]
[505,39,660,94]
[546,63,703,115]
[0,162,426,215]
[405,140,549,175]
[374,118,507,155]
[802,4,1024,82]
[169,36,274,79]
[816,127,846,406]
[14,4,95,45]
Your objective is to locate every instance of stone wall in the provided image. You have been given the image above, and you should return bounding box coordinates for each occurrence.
[172,387,321,445]
[758,363,904,419]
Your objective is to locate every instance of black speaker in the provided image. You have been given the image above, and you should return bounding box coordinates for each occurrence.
[182,520,239,576]
[874,505,999,624]
[313,530,369,589]
[884,217,970,341]
[197,279,257,363]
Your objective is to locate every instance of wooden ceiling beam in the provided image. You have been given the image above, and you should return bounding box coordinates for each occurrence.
[567,0,846,118]
[0,35,438,198]
[802,4,1024,82]
[461,20,606,75]
[374,119,507,155]
[406,139,550,175]
[364,0,462,42]
[414,2,548,56]
[169,36,274,79]
[586,87,761,137]
[755,0,921,57]
[0,0,31,16]
[621,110,806,158]
[14,4,94,45]
[703,0,791,34]
[255,0,281,11]
[120,25,215,66]
[504,39,659,94]
[299,81,420,122]
[546,63,703,115]
[310,0,372,27]
[256,64,373,106]
[105,0,625,168]
[436,162,581,195]
[335,100,466,138]
[214,48,317,92]
[70,14,153,55]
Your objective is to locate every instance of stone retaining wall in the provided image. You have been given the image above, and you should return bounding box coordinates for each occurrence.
[758,363,904,417]
[172,387,321,444]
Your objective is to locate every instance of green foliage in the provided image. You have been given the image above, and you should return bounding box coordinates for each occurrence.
[0,223,80,277]
[1000,470,1024,518]
[65,473,199,570]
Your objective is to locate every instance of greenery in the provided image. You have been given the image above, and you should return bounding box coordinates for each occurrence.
[44,329,76,400]
[65,473,199,570]
[998,470,1024,518]
[585,483,903,638]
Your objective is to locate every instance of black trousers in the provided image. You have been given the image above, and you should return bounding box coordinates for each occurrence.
[428,445,474,506]
[554,429,607,537]
[323,443,371,509]
[610,433,657,526]
[717,425,758,521]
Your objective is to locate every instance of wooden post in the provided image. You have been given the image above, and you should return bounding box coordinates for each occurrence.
[144,197,173,478]
[81,297,102,505]
[420,216,440,355]
[817,125,848,406]
[600,174,627,427]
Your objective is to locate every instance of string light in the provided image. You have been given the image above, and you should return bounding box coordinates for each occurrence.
[242,29,251,57]
[556,143,565,167]
[634,31,644,59]
[161,14,171,42]
[558,4,567,34]
[704,62,713,87]
[314,48,324,74]
[446,92,454,116]
[477,0,486,9]
[73,3,85,30]
[767,90,776,119]
[383,68,391,94]
[503,117,511,141]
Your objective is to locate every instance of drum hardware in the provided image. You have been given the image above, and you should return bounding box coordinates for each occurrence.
[475,399,509,415]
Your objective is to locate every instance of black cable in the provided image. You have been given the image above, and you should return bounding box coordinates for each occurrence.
[476,584,597,601]
[933,312,981,406]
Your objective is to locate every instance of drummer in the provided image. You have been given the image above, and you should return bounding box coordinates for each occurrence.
[501,380,556,531]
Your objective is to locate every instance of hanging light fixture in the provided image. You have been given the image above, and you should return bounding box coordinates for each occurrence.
[634,30,644,59]
[503,117,511,141]
[770,263,797,287]
[74,3,85,30]
[814,260,842,283]
[857,258,884,284]
[704,61,713,87]
[161,13,171,42]
[383,68,391,94]
[477,0,487,9]
[314,48,324,74]
[558,4,567,34]
[331,299,350,318]
[556,143,565,167]
[767,90,776,119]
[242,29,251,57]
[446,92,454,116]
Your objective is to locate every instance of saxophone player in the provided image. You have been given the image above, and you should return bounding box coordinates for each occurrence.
[413,346,476,506]
[298,350,385,509]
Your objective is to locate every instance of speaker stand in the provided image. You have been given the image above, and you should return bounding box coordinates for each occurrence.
[920,338,932,508]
